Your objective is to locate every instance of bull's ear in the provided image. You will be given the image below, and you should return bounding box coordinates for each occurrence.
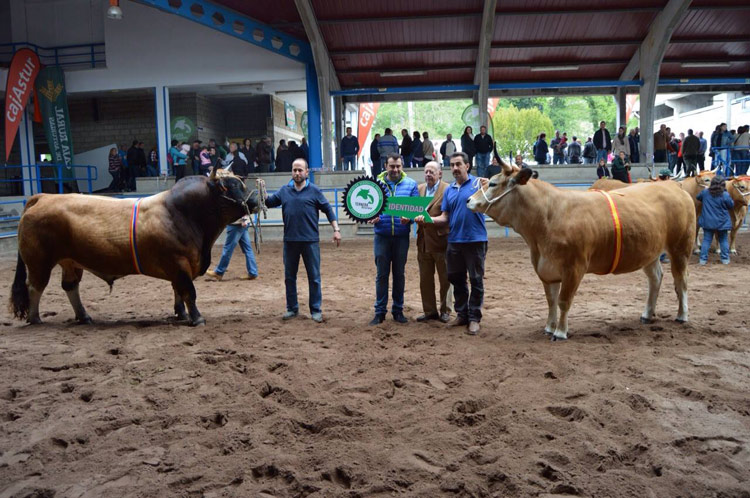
[531,170,539,179]
[501,159,513,175]
[515,167,534,186]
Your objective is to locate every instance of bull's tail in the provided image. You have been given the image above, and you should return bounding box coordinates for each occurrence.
[9,252,29,320]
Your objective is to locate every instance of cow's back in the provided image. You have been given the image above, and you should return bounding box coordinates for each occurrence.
[589,178,628,192]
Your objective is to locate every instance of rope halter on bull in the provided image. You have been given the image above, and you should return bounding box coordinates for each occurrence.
[472,176,518,213]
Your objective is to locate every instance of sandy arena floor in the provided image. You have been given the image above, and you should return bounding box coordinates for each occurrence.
[1,234,749,498]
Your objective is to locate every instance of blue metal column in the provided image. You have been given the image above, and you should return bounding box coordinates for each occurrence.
[306,62,323,170]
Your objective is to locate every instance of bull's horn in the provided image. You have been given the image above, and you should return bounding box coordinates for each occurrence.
[209,166,218,182]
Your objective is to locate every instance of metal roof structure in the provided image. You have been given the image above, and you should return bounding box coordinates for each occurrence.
[212,0,749,97]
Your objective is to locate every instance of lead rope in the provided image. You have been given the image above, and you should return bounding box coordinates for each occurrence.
[252,179,268,253]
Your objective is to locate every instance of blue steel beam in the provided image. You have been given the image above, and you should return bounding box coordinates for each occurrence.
[138,0,312,64]
[306,62,323,169]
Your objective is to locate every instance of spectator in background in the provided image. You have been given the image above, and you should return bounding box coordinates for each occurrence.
[628,128,640,163]
[147,146,159,177]
[534,133,549,164]
[411,131,423,168]
[593,121,612,164]
[582,136,596,164]
[698,176,734,265]
[199,146,212,176]
[257,136,273,174]
[682,129,701,177]
[550,130,566,165]
[567,136,582,164]
[276,139,293,173]
[187,139,202,176]
[241,138,256,174]
[400,129,413,166]
[126,140,141,191]
[223,142,249,176]
[108,147,123,192]
[654,124,668,163]
[440,133,456,167]
[169,139,188,181]
[370,133,381,177]
[667,130,678,173]
[461,126,476,168]
[596,158,610,179]
[289,140,305,164]
[377,128,400,173]
[611,150,631,183]
[208,138,227,160]
[300,137,309,162]
[612,126,630,160]
[473,126,494,178]
[340,126,359,171]
[697,131,707,171]
[733,125,750,176]
[422,131,435,167]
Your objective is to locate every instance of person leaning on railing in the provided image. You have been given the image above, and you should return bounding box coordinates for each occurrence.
[733,125,750,176]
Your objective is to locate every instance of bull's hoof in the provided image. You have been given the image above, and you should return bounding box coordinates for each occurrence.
[640,316,654,324]
[189,317,206,327]
[731,249,738,255]
[543,328,554,335]
[27,317,42,325]
[76,315,93,325]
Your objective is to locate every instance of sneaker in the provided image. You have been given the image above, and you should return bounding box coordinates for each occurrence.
[239,274,258,280]
[392,313,408,324]
[439,312,451,323]
[205,270,223,281]
[467,321,480,335]
[311,312,323,323]
[699,260,707,266]
[368,314,385,326]
[282,310,298,320]
[416,313,439,322]
[721,260,730,265]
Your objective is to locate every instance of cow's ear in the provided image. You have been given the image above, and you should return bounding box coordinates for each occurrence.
[515,167,534,185]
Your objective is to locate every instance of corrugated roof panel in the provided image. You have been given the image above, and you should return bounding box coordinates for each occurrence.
[490,46,638,64]
[659,61,750,79]
[334,50,477,72]
[673,8,750,38]
[312,0,483,19]
[494,11,658,42]
[497,0,664,9]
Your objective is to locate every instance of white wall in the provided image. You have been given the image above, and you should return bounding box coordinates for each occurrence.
[656,93,749,136]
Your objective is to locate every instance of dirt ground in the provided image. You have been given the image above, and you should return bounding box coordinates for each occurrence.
[1,233,749,498]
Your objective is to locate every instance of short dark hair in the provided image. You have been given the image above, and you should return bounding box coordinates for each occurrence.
[171,139,178,146]
[450,152,469,164]
[132,140,139,146]
[385,128,392,135]
[385,153,402,164]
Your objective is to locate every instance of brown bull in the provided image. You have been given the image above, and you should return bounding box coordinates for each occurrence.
[9,170,258,326]
[468,162,695,341]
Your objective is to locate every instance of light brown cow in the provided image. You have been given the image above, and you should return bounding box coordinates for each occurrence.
[9,171,258,326]
[589,178,629,192]
[679,172,715,252]
[725,176,750,253]
[467,162,696,341]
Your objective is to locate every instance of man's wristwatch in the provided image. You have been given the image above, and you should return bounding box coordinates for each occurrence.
[333,229,340,232]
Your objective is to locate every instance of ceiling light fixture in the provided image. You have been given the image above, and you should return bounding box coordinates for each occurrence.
[379,70,427,77]
[530,65,579,72]
[107,0,123,20]
[680,61,731,68]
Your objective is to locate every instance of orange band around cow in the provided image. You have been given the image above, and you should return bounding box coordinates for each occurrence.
[597,190,622,274]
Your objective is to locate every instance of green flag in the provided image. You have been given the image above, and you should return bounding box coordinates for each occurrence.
[384,196,433,222]
[35,66,77,191]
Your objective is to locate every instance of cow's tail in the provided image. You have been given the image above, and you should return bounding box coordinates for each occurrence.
[9,252,29,320]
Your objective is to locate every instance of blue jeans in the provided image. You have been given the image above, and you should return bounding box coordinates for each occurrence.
[700,229,729,264]
[442,158,451,167]
[342,155,356,171]
[214,224,258,276]
[374,233,410,315]
[553,153,565,165]
[475,152,491,178]
[283,241,322,313]
[146,165,158,177]
[596,149,608,164]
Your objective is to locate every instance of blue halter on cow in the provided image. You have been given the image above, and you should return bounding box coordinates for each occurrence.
[9,169,259,326]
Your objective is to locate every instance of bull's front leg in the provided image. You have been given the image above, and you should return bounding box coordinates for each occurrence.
[174,271,205,326]
[542,281,560,335]
[552,268,584,342]
[171,284,189,321]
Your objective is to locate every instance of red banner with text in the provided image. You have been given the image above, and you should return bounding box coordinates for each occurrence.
[357,103,380,157]
[4,48,41,160]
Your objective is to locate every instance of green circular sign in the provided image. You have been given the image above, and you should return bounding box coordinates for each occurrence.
[343,176,386,222]
[171,116,196,142]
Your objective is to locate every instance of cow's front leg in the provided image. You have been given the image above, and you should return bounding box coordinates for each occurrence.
[670,255,689,323]
[174,271,204,326]
[552,269,584,341]
[171,284,188,321]
[640,258,663,324]
[60,262,91,324]
[542,281,560,335]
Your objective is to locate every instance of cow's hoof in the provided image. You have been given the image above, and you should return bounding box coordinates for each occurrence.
[551,332,568,342]
[174,311,189,321]
[77,315,93,325]
[692,249,700,255]
[675,318,688,324]
[640,316,654,324]
[543,328,554,335]
[189,317,206,327]
[731,249,738,255]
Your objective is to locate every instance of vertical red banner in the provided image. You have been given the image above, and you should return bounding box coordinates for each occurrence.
[4,48,41,160]
[488,97,500,119]
[357,103,380,157]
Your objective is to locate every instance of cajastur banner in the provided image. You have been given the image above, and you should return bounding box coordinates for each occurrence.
[4,48,41,160]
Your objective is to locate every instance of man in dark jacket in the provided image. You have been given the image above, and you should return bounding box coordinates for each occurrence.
[126,140,141,191]
[582,137,596,164]
[340,127,359,171]
[593,121,611,164]
[567,136,582,164]
[400,129,413,165]
[682,129,701,177]
[534,133,549,164]
[187,140,202,176]
[473,126,494,178]
[628,128,640,163]
[257,137,273,174]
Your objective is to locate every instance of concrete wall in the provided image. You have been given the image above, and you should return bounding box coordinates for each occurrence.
[223,95,272,142]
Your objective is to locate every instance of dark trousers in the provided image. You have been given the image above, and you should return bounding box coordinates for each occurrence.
[446,241,487,323]
[283,241,322,314]
[108,170,120,191]
[654,150,667,163]
[374,233,410,315]
[174,164,186,181]
[698,153,705,171]
[371,158,382,178]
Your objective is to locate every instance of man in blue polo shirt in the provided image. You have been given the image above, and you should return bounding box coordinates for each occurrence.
[416,151,487,335]
[262,158,341,323]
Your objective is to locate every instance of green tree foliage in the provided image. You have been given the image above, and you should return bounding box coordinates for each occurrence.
[491,105,554,157]
[370,100,472,141]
